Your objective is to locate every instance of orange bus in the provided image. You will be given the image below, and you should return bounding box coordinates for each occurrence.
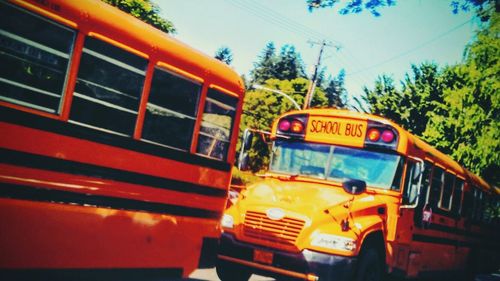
[0,0,244,279]
[217,109,499,281]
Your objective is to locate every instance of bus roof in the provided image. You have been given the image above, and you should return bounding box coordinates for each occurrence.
[276,108,494,193]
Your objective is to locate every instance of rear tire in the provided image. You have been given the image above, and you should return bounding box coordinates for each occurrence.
[355,248,384,281]
[216,259,252,281]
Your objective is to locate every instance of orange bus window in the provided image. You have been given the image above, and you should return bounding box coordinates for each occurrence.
[0,2,75,114]
[69,36,147,136]
[141,67,202,151]
[196,88,238,161]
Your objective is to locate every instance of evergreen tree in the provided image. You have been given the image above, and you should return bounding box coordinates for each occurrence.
[250,42,277,84]
[274,45,307,80]
[324,69,347,108]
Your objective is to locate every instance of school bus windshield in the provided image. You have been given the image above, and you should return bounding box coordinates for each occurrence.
[270,139,402,190]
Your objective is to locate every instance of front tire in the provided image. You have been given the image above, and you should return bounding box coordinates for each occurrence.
[355,248,384,281]
[216,259,252,281]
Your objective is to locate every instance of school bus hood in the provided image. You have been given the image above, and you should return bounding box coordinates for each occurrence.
[240,178,352,216]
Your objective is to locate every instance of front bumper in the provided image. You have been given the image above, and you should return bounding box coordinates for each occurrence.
[217,232,357,281]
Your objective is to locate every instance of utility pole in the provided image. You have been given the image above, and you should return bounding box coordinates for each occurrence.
[303,40,333,109]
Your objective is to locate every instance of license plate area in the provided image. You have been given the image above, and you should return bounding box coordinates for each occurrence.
[253,249,273,265]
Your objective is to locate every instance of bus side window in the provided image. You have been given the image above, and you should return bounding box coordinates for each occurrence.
[482,195,493,224]
[141,67,201,151]
[451,178,464,216]
[461,189,474,219]
[0,2,75,114]
[402,160,420,205]
[390,157,405,191]
[428,166,444,209]
[70,36,147,136]
[472,188,483,222]
[196,88,238,161]
[439,172,455,211]
[413,161,432,227]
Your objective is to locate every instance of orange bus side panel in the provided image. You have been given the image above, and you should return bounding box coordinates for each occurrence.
[0,198,218,276]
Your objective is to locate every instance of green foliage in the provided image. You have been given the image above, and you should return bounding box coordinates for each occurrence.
[231,167,262,186]
[324,69,347,108]
[101,0,176,34]
[307,0,496,20]
[361,11,500,186]
[240,78,329,171]
[251,42,307,84]
[214,46,233,65]
[423,11,500,185]
[274,45,308,80]
[250,42,278,84]
[307,0,396,16]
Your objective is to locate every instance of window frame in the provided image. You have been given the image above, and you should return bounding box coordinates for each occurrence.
[438,171,456,211]
[140,65,203,151]
[69,35,148,137]
[0,2,76,115]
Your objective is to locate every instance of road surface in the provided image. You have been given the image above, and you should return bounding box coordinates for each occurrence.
[177,268,274,281]
[179,267,500,281]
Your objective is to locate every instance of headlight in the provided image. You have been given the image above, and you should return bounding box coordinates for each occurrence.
[311,233,356,252]
[221,214,234,229]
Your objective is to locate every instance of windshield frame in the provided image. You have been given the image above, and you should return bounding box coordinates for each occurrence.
[269,139,404,190]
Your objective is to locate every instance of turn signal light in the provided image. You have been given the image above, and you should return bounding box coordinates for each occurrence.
[367,128,380,142]
[290,120,304,133]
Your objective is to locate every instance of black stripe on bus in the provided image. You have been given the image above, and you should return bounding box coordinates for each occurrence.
[427,223,473,238]
[0,148,228,198]
[0,107,231,172]
[0,183,222,219]
[420,222,497,241]
[412,234,474,247]
[0,268,183,281]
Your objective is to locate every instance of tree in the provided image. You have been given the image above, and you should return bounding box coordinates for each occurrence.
[307,0,497,21]
[324,69,347,108]
[274,44,308,80]
[251,43,308,84]
[101,0,176,34]
[240,78,329,171]
[306,0,396,17]
[360,10,499,185]
[423,11,499,185]
[250,42,278,84]
[214,46,233,65]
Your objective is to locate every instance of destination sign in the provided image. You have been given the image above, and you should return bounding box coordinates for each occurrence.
[305,117,367,147]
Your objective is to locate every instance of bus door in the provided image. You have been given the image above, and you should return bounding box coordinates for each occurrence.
[394,157,423,277]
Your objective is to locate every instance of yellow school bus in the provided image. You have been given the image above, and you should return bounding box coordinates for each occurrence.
[216,109,499,281]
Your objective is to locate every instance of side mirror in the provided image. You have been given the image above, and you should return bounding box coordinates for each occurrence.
[343,179,366,195]
[401,158,424,208]
[237,128,253,171]
[242,129,253,150]
[238,152,250,171]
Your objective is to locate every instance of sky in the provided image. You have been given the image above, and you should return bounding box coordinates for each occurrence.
[157,0,478,107]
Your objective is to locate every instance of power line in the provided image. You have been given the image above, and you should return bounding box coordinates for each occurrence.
[347,17,474,76]
[225,0,372,88]
[236,1,374,85]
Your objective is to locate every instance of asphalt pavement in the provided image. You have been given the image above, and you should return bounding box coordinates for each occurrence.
[178,268,274,281]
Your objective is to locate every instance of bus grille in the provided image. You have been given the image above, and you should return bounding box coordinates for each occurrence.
[243,211,305,245]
